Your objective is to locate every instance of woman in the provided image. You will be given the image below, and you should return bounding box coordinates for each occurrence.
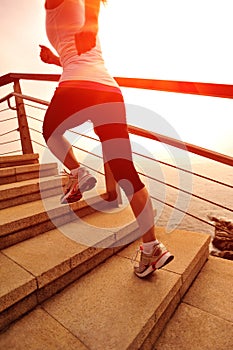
[40,0,174,278]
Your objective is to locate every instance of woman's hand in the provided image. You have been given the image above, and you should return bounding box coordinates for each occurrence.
[39,45,61,66]
[75,27,98,55]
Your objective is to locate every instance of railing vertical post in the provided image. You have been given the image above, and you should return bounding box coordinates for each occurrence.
[13,79,33,154]
[104,160,122,206]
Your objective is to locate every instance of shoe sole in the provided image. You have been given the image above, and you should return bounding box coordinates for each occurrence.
[134,253,174,278]
[60,191,82,204]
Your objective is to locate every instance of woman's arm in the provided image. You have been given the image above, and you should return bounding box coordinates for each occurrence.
[39,45,62,66]
[75,0,101,55]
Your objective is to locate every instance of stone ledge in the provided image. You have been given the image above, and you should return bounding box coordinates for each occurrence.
[183,255,233,323]
[0,210,211,347]
[0,162,58,185]
[0,307,88,350]
[0,253,37,313]
[155,303,233,350]
[0,209,138,330]
[0,193,111,249]
[0,176,64,209]
[0,154,39,168]
[42,255,182,350]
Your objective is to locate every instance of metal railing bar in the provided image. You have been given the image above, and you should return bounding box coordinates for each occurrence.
[0,93,12,104]
[139,171,233,213]
[32,127,232,207]
[0,116,16,123]
[60,127,233,189]
[2,73,233,99]
[134,151,233,189]
[78,162,104,176]
[0,93,15,105]
[24,103,47,111]
[0,92,49,107]
[29,127,42,134]
[0,107,10,113]
[66,127,233,177]
[31,139,46,148]
[0,73,60,87]
[151,195,232,235]
[0,139,20,145]
[128,125,233,167]
[62,130,233,189]
[32,127,232,213]
[0,129,18,137]
[0,149,21,155]
[1,72,232,236]
[115,77,233,99]
[67,129,99,142]
[27,115,43,123]
[31,128,231,212]
[1,91,232,167]
[7,99,16,111]
[73,144,102,159]
[13,92,49,106]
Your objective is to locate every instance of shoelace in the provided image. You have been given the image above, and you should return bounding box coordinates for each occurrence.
[131,242,164,265]
[59,169,78,193]
[60,169,79,183]
[131,245,143,265]
[53,169,70,178]
[60,169,71,176]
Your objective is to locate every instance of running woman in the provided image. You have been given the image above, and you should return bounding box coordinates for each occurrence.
[40,0,174,277]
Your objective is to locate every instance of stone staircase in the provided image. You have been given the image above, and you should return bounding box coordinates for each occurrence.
[0,154,211,349]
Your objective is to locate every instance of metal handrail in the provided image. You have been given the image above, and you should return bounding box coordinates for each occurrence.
[128,125,233,167]
[0,92,49,109]
[1,90,233,167]
[115,77,233,99]
[0,77,232,235]
[2,72,233,99]
[0,73,60,87]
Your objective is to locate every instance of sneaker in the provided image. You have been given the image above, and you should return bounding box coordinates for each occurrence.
[60,167,97,204]
[133,242,174,278]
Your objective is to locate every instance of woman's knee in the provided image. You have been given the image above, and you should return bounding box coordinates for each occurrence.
[107,159,145,196]
[94,123,129,142]
[42,124,50,144]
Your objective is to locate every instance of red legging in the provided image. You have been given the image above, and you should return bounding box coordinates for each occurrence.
[43,83,145,196]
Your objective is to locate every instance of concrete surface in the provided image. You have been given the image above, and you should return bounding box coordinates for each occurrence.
[0,225,211,350]
[154,256,233,350]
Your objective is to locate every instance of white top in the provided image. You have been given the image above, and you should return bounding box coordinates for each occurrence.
[45,0,119,88]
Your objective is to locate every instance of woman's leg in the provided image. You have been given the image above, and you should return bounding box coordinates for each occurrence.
[43,87,88,171]
[94,123,156,241]
[94,100,173,277]
[129,186,156,243]
[42,87,99,203]
[47,134,80,171]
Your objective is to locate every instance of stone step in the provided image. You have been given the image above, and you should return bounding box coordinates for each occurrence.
[0,175,65,209]
[0,162,58,185]
[0,223,211,349]
[0,154,39,168]
[0,206,140,331]
[0,191,112,249]
[154,256,233,350]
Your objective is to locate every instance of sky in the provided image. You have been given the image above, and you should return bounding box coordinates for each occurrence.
[0,0,233,158]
